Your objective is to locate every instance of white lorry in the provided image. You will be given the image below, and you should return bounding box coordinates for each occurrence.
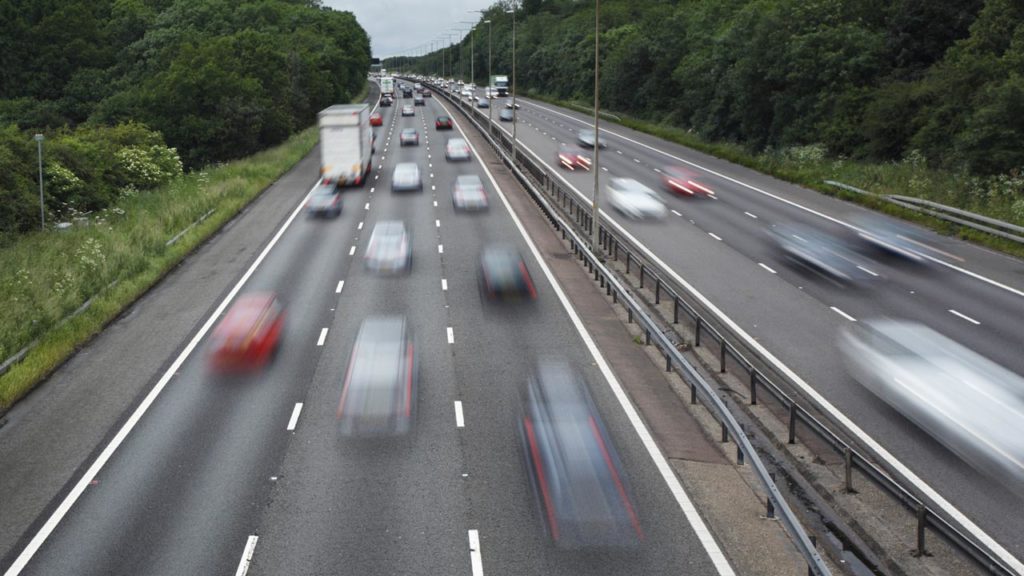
[489,75,509,97]
[379,76,395,98]
[318,104,372,187]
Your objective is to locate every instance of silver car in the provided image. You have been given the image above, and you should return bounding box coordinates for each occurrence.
[445,138,471,162]
[577,129,606,148]
[391,162,422,192]
[452,174,489,211]
[364,220,411,273]
[606,178,666,219]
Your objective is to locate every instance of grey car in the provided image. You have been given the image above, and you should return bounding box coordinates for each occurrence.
[769,223,877,284]
[364,220,411,273]
[499,109,514,122]
[399,128,419,146]
[391,162,422,192]
[577,129,606,148]
[445,138,471,162]
[452,174,488,211]
[305,182,341,218]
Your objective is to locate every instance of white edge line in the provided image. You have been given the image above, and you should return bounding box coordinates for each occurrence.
[438,97,736,575]
[521,99,1024,298]
[2,179,322,576]
[286,402,304,431]
[708,232,722,241]
[949,309,981,325]
[497,105,1024,571]
[830,306,857,322]
[758,263,777,274]
[468,529,483,576]
[454,401,465,428]
[234,535,259,576]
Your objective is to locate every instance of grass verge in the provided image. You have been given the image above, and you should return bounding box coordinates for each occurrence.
[524,91,1024,259]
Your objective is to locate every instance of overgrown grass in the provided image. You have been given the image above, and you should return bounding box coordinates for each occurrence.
[0,126,320,409]
[525,91,1024,259]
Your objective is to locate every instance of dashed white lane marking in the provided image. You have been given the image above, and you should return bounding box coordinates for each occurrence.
[633,158,641,163]
[358,221,363,230]
[654,167,662,173]
[601,166,608,172]
[856,265,879,277]
[447,326,455,344]
[708,232,723,241]
[430,173,434,178]
[431,185,437,191]
[369,187,375,193]
[438,244,444,254]
[364,202,370,210]
[286,403,303,431]
[744,211,758,219]
[442,278,448,291]
[616,149,622,154]
[348,246,356,256]
[949,309,981,325]
[759,263,777,274]
[671,210,682,217]
[433,200,438,207]
[436,219,441,228]
[830,306,857,322]
[336,280,345,294]
[317,327,329,346]
[454,401,465,428]
[234,535,258,576]
[468,530,483,576]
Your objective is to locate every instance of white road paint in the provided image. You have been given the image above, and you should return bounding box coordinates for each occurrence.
[335,280,345,294]
[447,326,455,344]
[744,211,758,219]
[856,265,879,277]
[436,219,441,228]
[433,200,438,207]
[454,401,465,428]
[357,221,363,230]
[634,158,641,163]
[369,187,375,193]
[364,202,370,210]
[601,166,608,172]
[949,309,981,325]
[759,263,777,274]
[708,232,723,241]
[830,306,857,322]
[317,327,329,346]
[234,535,259,576]
[438,244,444,254]
[286,403,304,431]
[442,278,448,291]
[1,178,325,576]
[468,530,483,576]
[436,96,736,575]
[348,246,356,256]
[671,210,682,217]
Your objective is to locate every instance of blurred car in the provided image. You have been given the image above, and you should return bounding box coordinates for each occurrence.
[337,316,418,436]
[421,89,432,98]
[452,174,489,211]
[607,178,666,219]
[840,319,1024,490]
[209,293,284,372]
[479,244,537,301]
[445,138,471,162]
[305,181,342,218]
[436,115,454,130]
[402,86,413,98]
[518,359,643,548]
[364,220,411,273]
[477,97,490,108]
[661,165,714,197]
[769,223,877,284]
[557,145,591,171]
[848,213,931,264]
[413,94,425,106]
[461,88,474,99]
[380,96,393,107]
[577,129,607,149]
[369,112,383,127]
[499,109,515,122]
[401,104,415,116]
[390,162,422,192]
[399,128,419,146]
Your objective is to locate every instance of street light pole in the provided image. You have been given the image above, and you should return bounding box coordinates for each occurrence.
[511,2,518,165]
[34,133,44,231]
[591,0,602,254]
[485,19,493,135]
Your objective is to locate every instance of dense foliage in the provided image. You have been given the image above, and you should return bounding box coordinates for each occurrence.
[413,0,1022,177]
[0,0,369,234]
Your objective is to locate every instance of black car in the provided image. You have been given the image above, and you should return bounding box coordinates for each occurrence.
[380,96,393,107]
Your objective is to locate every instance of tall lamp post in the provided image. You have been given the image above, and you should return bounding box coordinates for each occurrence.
[34,133,44,231]
[591,0,602,254]
[484,19,493,134]
[460,21,476,85]
[510,2,518,165]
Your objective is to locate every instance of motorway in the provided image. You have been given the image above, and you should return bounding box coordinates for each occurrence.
[0,89,742,575]
[447,85,1024,567]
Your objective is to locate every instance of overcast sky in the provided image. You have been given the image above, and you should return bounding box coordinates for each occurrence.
[324,0,497,59]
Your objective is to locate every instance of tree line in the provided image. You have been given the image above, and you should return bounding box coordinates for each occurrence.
[0,0,369,235]
[414,0,1022,178]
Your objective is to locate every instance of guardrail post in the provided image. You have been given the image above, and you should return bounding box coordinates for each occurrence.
[844,447,855,493]
[766,473,776,518]
[788,404,797,444]
[750,371,758,405]
[655,278,661,304]
[613,239,618,261]
[665,352,671,372]
[737,443,744,465]
[808,536,817,576]
[626,253,631,274]
[695,317,702,347]
[639,264,645,288]
[672,297,679,324]
[690,381,697,404]
[627,308,633,324]
[914,505,929,557]
[720,421,728,443]
[719,339,727,373]
[644,329,650,345]
[612,289,617,304]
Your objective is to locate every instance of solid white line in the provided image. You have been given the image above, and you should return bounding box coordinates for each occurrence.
[759,263,777,274]
[437,97,736,575]
[447,326,454,344]
[744,211,758,219]
[438,244,444,254]
[1,177,323,576]
[317,327,329,346]
[708,232,722,241]
[454,401,465,428]
[468,530,483,576]
[442,278,448,291]
[335,280,345,294]
[286,403,304,431]
[234,535,259,576]
[856,265,879,277]
[949,309,981,325]
[671,209,682,217]
[348,246,356,256]
[830,306,857,322]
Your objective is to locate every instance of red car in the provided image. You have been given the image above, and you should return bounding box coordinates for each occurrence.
[661,166,715,197]
[209,293,284,371]
[370,112,383,126]
[557,145,591,171]
[435,115,453,130]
